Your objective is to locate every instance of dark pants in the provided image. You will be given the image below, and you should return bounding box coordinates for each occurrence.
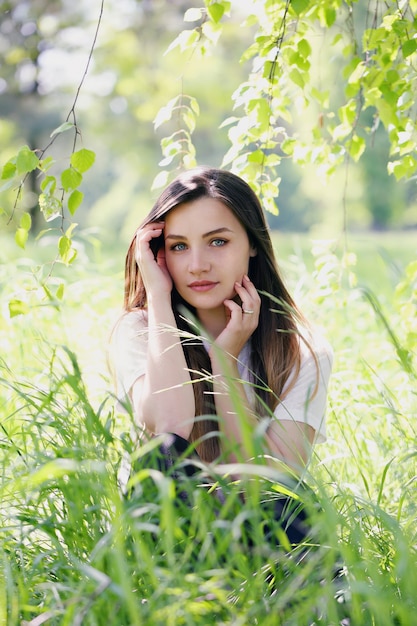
[129,433,349,619]
[137,432,313,548]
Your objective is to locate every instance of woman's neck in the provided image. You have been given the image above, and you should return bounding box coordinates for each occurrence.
[196,306,227,339]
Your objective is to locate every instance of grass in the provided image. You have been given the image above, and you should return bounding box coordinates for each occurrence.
[0,230,416,625]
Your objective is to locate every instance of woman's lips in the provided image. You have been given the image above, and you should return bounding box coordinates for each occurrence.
[188,281,218,292]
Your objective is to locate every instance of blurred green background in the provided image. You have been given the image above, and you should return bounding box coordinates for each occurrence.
[1,6,416,622]
[1,0,417,247]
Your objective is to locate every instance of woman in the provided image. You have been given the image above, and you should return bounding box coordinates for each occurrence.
[110,167,332,531]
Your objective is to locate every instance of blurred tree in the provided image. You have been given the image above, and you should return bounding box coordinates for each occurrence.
[0,0,251,241]
[1,0,417,267]
[361,118,406,230]
[156,0,417,230]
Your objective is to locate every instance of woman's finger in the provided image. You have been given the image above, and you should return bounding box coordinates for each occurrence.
[135,222,164,262]
[242,274,260,301]
[234,278,260,314]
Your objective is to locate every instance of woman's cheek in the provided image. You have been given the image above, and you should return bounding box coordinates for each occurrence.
[228,282,239,300]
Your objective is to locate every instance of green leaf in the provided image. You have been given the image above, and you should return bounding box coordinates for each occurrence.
[15,228,28,249]
[298,38,311,59]
[289,68,305,88]
[288,50,309,72]
[59,235,77,265]
[39,193,62,222]
[201,20,222,45]
[338,100,357,126]
[376,82,398,110]
[41,283,58,302]
[160,138,183,160]
[182,149,196,169]
[16,145,39,175]
[42,283,54,301]
[159,154,177,167]
[165,29,200,55]
[9,299,30,317]
[387,154,417,180]
[183,108,197,133]
[59,235,71,257]
[41,175,56,194]
[65,222,78,239]
[68,190,84,215]
[39,156,55,172]
[291,0,309,15]
[347,60,365,85]
[36,227,54,240]
[1,161,16,180]
[151,170,170,191]
[281,138,296,155]
[247,149,265,164]
[262,194,279,216]
[402,39,417,58]
[322,7,336,27]
[331,123,352,141]
[56,283,65,300]
[189,97,200,116]
[348,134,366,162]
[20,212,31,230]
[207,2,225,23]
[154,96,179,129]
[261,180,279,197]
[50,121,75,138]
[184,8,202,22]
[61,167,82,192]
[70,148,95,173]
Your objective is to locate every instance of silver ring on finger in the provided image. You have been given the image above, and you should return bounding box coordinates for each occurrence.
[242,308,254,315]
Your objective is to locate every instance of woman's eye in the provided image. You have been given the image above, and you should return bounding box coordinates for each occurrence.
[211,238,227,247]
[170,242,187,252]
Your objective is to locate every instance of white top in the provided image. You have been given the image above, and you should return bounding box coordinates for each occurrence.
[109,309,333,444]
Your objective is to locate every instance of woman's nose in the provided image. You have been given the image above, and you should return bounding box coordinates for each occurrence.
[188,249,210,274]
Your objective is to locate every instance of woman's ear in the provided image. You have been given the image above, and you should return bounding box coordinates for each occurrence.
[250,245,257,258]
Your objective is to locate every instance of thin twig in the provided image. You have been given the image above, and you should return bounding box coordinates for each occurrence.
[7,0,105,224]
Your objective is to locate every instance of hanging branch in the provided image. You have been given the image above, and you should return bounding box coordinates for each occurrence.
[1,0,104,263]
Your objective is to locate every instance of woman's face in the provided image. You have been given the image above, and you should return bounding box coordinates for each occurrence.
[164,197,257,313]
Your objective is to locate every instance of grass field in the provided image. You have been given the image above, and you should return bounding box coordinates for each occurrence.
[0,230,416,625]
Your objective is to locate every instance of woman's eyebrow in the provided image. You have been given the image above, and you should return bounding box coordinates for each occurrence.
[165,227,233,240]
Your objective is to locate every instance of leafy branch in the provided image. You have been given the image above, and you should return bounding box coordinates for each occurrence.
[150,2,230,191]
[0,0,104,272]
[152,93,200,191]
[156,0,417,217]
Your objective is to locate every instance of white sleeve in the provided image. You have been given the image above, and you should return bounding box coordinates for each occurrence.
[108,310,148,404]
[273,333,333,443]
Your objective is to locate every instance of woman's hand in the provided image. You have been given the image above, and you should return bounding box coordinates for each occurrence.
[135,222,172,297]
[213,274,261,358]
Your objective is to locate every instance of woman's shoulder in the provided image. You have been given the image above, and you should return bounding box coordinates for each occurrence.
[297,324,333,365]
[111,308,149,340]
[120,307,148,325]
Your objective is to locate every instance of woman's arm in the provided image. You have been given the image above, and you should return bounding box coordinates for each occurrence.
[267,339,333,463]
[207,275,270,463]
[213,344,331,469]
[209,351,314,468]
[130,222,195,439]
[209,276,329,469]
[135,296,195,439]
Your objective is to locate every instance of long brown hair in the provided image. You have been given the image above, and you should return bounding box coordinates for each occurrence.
[124,167,305,462]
